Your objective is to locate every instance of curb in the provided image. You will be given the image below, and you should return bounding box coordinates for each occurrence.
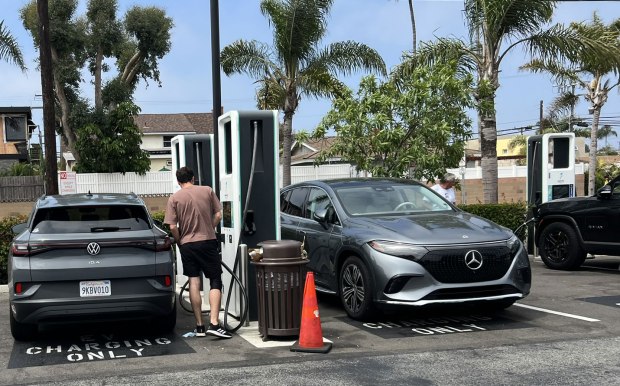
[0,285,7,294]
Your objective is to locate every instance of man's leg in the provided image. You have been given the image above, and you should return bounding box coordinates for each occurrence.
[188,276,204,327]
[209,288,221,326]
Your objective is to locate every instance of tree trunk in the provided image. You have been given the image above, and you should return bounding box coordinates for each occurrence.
[281,110,293,187]
[478,62,499,204]
[408,0,416,52]
[588,106,601,195]
[480,107,498,204]
[37,0,58,194]
[94,50,103,109]
[50,47,79,166]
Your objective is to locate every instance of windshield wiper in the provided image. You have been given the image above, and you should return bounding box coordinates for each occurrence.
[90,226,131,232]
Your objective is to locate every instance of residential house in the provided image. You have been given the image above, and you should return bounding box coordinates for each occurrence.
[0,107,36,171]
[63,112,214,171]
[290,137,340,166]
[465,134,587,167]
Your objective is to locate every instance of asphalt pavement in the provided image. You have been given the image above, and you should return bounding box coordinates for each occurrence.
[1,256,619,385]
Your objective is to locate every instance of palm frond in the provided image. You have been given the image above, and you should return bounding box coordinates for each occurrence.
[392,38,478,81]
[220,39,277,78]
[0,20,26,71]
[465,0,555,47]
[309,41,386,77]
[261,0,333,66]
[525,24,620,76]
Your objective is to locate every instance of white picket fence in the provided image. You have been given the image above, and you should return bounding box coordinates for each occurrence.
[75,172,174,195]
[71,164,360,195]
[70,163,586,196]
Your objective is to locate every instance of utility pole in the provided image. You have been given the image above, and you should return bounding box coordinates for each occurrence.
[37,0,58,194]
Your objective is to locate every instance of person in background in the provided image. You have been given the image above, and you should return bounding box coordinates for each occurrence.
[431,173,457,205]
[164,166,231,339]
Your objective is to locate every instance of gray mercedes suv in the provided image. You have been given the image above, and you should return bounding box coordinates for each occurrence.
[8,193,176,341]
[281,178,532,320]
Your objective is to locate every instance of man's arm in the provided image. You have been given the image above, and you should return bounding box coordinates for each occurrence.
[169,224,181,245]
[212,210,222,229]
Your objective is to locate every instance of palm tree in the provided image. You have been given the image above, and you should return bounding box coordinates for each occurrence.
[393,1,618,203]
[390,0,416,52]
[522,14,620,195]
[220,0,386,187]
[0,20,26,71]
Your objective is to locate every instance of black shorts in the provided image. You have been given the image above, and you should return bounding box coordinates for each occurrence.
[178,239,222,283]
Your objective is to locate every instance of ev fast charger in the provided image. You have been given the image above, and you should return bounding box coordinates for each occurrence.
[218,110,281,319]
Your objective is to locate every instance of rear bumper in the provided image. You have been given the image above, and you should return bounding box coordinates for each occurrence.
[10,292,176,324]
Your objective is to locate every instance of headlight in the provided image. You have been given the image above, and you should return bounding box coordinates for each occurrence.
[368,240,428,261]
[507,234,521,256]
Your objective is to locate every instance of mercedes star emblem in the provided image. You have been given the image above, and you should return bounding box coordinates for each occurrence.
[464,250,483,270]
[87,242,101,256]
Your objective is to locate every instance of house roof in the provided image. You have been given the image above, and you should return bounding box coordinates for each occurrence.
[134,113,213,134]
[291,137,338,163]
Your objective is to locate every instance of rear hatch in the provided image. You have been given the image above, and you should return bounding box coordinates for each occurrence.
[26,205,158,282]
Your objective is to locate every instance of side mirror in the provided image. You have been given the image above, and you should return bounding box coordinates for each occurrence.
[313,208,328,224]
[596,184,612,199]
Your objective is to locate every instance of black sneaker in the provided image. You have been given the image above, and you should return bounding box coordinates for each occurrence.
[195,325,206,337]
[206,323,232,339]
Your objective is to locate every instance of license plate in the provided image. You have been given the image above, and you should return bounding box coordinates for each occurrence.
[80,280,111,297]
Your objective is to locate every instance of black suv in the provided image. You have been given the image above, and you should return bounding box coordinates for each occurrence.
[8,193,176,340]
[534,177,620,270]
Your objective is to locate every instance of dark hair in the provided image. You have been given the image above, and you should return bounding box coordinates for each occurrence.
[176,166,194,184]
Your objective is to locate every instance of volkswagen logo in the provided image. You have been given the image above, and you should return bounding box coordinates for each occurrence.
[464,250,483,270]
[87,242,101,256]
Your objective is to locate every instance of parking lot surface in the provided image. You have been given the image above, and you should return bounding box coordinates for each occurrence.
[1,256,618,385]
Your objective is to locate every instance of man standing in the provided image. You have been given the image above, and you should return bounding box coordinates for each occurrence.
[431,173,457,205]
[164,166,231,338]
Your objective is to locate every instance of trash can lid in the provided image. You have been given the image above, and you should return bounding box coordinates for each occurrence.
[258,240,302,260]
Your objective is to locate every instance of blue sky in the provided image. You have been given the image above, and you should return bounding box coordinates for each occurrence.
[1,0,620,147]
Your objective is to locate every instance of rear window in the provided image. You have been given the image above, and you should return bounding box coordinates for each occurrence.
[31,205,151,234]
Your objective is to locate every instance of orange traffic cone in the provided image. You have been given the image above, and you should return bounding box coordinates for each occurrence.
[290,271,332,353]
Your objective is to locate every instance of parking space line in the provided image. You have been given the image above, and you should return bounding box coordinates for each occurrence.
[515,303,600,322]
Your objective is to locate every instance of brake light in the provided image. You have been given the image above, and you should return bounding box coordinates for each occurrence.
[164,275,172,287]
[155,236,172,252]
[10,242,29,256]
[15,282,23,294]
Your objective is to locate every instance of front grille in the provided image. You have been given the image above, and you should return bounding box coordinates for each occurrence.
[419,246,514,283]
[422,285,520,300]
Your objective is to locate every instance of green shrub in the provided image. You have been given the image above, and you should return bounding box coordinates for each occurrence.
[150,210,171,235]
[0,215,28,284]
[458,202,528,241]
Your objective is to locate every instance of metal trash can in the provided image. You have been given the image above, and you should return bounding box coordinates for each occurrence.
[251,240,308,341]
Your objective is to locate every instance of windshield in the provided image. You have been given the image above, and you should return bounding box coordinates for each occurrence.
[335,183,453,216]
[31,205,151,234]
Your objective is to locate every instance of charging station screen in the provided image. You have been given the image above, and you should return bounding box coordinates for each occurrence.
[222,201,232,228]
[551,184,573,200]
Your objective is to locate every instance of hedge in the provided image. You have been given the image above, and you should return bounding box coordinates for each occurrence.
[0,215,28,285]
[0,205,529,285]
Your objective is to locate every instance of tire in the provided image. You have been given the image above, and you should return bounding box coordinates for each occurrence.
[339,256,374,320]
[10,308,38,341]
[539,222,586,270]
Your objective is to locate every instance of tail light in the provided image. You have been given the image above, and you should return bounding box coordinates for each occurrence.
[154,236,172,252]
[164,275,172,287]
[15,282,23,294]
[10,242,30,256]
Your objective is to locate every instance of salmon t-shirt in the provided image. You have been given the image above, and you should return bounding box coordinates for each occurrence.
[164,185,222,244]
